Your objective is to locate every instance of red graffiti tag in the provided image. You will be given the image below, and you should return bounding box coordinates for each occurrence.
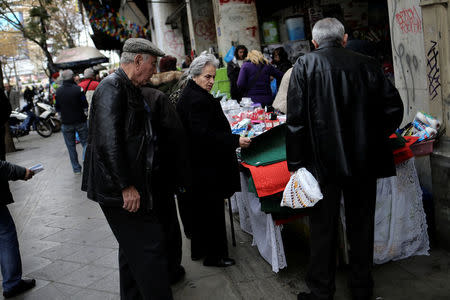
[194,20,216,41]
[246,26,256,37]
[220,0,255,5]
[395,6,422,34]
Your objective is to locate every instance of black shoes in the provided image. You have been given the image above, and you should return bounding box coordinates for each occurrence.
[170,265,186,285]
[203,257,236,267]
[3,279,36,298]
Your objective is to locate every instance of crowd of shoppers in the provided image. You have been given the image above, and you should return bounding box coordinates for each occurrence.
[0,16,405,300]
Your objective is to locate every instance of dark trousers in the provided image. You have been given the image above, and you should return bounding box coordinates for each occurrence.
[100,205,173,300]
[153,188,182,278]
[306,178,377,300]
[190,190,228,260]
[0,205,22,292]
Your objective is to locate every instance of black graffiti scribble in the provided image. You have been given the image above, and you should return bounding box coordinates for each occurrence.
[427,40,441,101]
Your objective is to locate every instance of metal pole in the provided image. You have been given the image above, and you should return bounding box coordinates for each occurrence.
[227,198,236,247]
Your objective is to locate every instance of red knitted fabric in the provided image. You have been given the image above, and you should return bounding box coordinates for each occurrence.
[241,161,291,197]
[393,136,419,165]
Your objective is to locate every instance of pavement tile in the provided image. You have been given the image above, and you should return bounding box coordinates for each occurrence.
[173,273,241,300]
[62,246,116,264]
[27,260,84,281]
[92,250,119,269]
[88,271,120,294]
[17,240,60,257]
[70,289,120,300]
[41,228,87,243]
[21,255,53,277]
[36,243,85,260]
[58,265,115,288]
[12,282,81,300]
[95,235,119,249]
[19,225,63,241]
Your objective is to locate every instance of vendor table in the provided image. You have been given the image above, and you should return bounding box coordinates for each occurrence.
[231,157,430,272]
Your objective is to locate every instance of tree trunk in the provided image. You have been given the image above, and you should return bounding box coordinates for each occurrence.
[4,124,16,153]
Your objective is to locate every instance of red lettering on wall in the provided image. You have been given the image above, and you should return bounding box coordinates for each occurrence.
[246,26,256,37]
[395,6,422,34]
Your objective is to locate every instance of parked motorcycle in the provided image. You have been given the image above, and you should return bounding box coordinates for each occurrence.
[35,100,61,132]
[9,104,53,138]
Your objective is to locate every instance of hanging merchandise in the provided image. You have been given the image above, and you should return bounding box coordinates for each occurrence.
[285,17,306,41]
[281,168,323,209]
[262,21,280,44]
[84,1,148,42]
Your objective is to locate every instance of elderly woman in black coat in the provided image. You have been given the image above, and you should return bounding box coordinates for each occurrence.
[177,54,251,267]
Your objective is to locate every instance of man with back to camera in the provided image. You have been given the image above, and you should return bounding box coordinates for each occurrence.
[82,38,173,299]
[287,18,404,300]
[55,69,89,174]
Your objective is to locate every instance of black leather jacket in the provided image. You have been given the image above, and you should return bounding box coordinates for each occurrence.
[82,68,155,210]
[287,41,404,183]
[0,160,26,206]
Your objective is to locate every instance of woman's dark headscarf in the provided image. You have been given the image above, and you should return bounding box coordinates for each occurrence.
[272,47,291,73]
[234,45,248,60]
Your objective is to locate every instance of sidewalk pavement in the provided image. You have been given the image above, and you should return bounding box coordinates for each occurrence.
[2,132,450,300]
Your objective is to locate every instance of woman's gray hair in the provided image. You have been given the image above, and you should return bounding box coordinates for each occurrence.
[120,52,150,64]
[312,18,345,45]
[188,54,219,78]
[61,69,74,81]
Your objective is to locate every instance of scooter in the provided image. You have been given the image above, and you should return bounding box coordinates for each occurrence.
[35,100,61,132]
[9,103,53,138]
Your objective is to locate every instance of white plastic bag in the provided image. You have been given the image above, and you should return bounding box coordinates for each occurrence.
[281,168,323,209]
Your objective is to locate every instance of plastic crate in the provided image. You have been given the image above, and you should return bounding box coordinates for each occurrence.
[410,139,434,157]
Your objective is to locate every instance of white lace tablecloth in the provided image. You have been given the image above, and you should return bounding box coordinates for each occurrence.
[232,157,429,272]
[230,172,287,272]
[373,157,430,264]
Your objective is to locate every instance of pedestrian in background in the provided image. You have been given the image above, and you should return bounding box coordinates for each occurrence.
[271,47,291,74]
[82,38,173,299]
[78,68,100,116]
[227,45,248,102]
[55,69,88,174]
[287,18,403,300]
[149,55,183,96]
[237,50,283,107]
[4,83,20,111]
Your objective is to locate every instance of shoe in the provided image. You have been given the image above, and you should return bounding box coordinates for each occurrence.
[74,170,81,174]
[170,265,186,285]
[203,257,235,267]
[3,279,36,298]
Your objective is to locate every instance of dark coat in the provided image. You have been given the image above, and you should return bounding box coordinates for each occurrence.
[55,80,88,125]
[82,68,155,210]
[286,41,404,184]
[227,60,244,101]
[176,79,241,198]
[237,61,283,106]
[0,160,26,206]
[141,86,191,190]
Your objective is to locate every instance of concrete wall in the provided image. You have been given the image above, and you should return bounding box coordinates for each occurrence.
[387,0,430,124]
[212,0,261,59]
[189,0,218,54]
[148,3,186,65]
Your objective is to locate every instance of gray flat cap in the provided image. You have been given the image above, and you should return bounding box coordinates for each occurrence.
[122,38,165,57]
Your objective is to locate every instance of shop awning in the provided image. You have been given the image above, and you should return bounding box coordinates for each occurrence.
[54,47,109,70]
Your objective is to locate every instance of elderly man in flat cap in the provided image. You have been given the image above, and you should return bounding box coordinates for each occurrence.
[82,38,173,299]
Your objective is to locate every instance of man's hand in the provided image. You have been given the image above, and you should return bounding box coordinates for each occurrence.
[23,169,34,181]
[239,137,251,149]
[122,186,140,213]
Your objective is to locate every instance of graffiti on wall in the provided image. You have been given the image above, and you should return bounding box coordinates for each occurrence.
[395,6,422,34]
[391,1,423,115]
[427,40,441,101]
[163,29,184,57]
[195,20,216,41]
